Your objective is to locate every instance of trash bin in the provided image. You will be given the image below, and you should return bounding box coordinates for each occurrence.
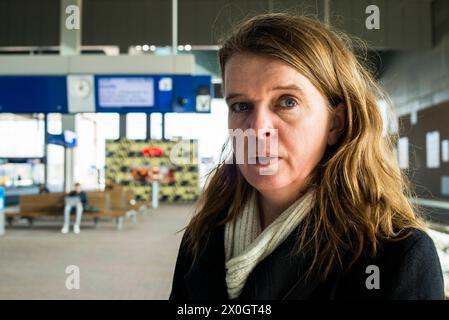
[0,186,5,236]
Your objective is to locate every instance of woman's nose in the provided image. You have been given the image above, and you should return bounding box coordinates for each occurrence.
[247,106,275,138]
[245,107,278,157]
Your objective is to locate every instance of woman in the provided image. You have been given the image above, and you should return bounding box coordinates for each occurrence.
[170,13,445,300]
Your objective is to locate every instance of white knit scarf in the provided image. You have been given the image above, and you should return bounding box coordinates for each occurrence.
[224,188,316,299]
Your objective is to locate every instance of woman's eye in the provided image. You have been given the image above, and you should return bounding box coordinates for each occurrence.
[279,97,298,109]
[230,102,251,113]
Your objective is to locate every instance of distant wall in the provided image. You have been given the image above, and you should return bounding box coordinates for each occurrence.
[381,0,449,200]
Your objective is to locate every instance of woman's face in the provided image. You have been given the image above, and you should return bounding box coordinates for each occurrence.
[225,53,340,195]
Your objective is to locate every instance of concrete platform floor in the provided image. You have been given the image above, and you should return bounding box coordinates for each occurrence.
[0,203,195,300]
[1,204,449,299]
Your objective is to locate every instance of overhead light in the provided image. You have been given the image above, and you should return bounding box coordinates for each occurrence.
[177,45,184,51]
[142,44,150,51]
[135,45,142,51]
[150,45,156,51]
[184,44,192,51]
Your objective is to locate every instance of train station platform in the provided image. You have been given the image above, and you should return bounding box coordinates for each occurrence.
[1,202,449,299]
[0,203,192,299]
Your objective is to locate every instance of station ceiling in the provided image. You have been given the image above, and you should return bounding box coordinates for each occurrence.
[0,0,442,81]
[0,0,435,51]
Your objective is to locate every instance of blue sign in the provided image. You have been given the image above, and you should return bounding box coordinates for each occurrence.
[172,75,212,113]
[96,76,156,110]
[0,187,4,210]
[94,75,212,114]
[0,186,4,235]
[0,76,68,113]
[47,130,77,148]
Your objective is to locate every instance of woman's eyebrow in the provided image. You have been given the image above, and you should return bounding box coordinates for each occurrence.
[225,84,305,103]
[270,84,305,93]
[225,93,245,104]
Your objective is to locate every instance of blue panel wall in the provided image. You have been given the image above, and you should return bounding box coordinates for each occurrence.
[0,76,68,113]
[0,74,212,114]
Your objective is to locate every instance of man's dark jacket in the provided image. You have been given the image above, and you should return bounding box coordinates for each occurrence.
[169,221,445,300]
[69,190,88,210]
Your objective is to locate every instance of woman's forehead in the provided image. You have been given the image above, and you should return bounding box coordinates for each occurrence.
[224,53,315,97]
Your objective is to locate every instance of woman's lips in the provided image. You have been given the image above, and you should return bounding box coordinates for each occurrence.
[249,156,282,166]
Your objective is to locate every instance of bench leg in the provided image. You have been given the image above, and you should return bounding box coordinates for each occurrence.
[7,217,13,227]
[27,217,34,228]
[116,217,124,230]
[94,217,99,228]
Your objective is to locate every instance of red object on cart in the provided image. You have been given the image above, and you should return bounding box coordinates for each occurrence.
[142,147,164,157]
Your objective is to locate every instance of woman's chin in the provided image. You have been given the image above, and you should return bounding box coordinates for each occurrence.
[244,172,290,192]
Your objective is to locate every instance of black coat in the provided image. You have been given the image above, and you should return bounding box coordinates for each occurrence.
[169,221,446,300]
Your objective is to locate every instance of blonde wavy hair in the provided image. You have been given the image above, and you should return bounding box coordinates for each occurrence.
[184,13,424,280]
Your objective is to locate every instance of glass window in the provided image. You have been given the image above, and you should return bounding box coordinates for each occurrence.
[96,113,120,140]
[150,113,163,140]
[47,113,62,135]
[126,113,147,140]
[165,99,228,160]
[0,113,44,158]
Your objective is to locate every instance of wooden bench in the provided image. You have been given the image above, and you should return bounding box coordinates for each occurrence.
[104,188,142,229]
[11,193,66,226]
[87,191,134,230]
[6,191,134,230]
[106,183,150,214]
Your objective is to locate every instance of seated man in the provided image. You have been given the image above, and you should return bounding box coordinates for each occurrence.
[61,182,88,234]
[38,183,50,194]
